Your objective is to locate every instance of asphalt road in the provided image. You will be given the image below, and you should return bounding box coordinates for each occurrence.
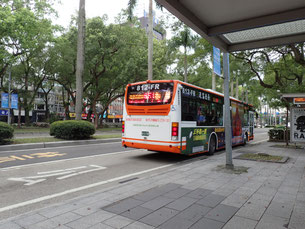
[0,128,269,220]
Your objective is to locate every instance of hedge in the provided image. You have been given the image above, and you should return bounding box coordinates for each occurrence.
[50,120,95,140]
[0,122,14,141]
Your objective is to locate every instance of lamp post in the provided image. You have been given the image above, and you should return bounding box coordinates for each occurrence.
[7,66,11,125]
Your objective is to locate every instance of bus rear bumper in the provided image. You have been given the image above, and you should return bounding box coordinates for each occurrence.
[122,140,182,154]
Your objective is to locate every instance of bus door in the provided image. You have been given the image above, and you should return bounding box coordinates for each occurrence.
[249,111,255,140]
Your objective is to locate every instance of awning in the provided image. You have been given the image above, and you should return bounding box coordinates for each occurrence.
[156,0,305,52]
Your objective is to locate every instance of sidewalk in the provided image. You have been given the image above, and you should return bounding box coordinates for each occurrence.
[0,141,304,229]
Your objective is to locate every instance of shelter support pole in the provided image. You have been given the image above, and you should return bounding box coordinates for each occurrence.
[223,52,233,169]
[286,105,289,146]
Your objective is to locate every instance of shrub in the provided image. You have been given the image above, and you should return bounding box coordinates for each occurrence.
[0,122,14,142]
[268,128,290,142]
[50,120,95,140]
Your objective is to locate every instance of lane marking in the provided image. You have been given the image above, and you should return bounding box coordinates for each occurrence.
[0,152,66,164]
[0,149,140,172]
[0,164,173,213]
[8,165,107,185]
[22,155,34,159]
[249,139,268,144]
[57,165,106,180]
[10,156,26,161]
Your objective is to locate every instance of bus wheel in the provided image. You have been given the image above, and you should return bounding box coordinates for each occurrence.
[208,135,216,155]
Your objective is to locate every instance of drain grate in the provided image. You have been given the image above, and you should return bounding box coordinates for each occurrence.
[119,177,139,184]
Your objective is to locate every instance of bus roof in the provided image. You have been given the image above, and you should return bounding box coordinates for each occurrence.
[127,80,254,106]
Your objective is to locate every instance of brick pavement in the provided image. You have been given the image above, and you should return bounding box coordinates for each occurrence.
[0,141,304,229]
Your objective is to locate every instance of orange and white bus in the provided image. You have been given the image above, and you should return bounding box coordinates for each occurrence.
[122,80,254,156]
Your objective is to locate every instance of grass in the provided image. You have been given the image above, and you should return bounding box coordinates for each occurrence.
[270,144,304,149]
[13,137,62,144]
[13,127,50,133]
[239,153,284,162]
[93,134,121,139]
[4,134,121,145]
[13,127,121,133]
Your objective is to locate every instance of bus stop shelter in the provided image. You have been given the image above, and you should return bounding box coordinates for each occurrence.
[156,0,305,167]
[281,93,305,145]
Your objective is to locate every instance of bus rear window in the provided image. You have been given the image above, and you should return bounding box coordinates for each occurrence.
[127,83,174,105]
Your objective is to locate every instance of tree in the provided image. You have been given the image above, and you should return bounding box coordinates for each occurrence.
[127,0,163,80]
[82,17,149,127]
[0,0,58,80]
[170,22,198,82]
[233,44,305,109]
[0,0,57,125]
[75,0,86,120]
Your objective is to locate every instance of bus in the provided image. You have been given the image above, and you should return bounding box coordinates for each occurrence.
[122,80,255,156]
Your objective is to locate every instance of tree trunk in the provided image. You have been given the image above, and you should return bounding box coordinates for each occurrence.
[45,94,49,122]
[18,97,21,128]
[93,100,98,129]
[235,78,239,99]
[184,46,188,82]
[25,106,30,125]
[62,89,70,120]
[147,0,153,80]
[230,80,234,97]
[212,72,216,91]
[75,0,86,120]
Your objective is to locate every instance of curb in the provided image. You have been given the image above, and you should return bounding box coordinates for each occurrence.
[0,138,121,152]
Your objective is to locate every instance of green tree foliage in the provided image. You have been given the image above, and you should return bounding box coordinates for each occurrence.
[0,0,58,79]
[52,16,171,127]
[0,0,59,125]
[169,21,199,82]
[234,44,305,109]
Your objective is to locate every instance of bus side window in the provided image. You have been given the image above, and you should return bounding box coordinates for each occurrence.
[182,96,196,121]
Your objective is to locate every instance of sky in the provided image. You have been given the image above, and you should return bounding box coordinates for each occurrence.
[53,0,152,28]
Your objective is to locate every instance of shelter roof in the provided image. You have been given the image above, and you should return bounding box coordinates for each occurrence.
[156,0,305,52]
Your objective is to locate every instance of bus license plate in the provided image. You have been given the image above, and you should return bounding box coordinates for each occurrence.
[142,131,150,136]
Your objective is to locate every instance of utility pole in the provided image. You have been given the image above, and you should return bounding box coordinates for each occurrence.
[212,71,216,91]
[147,0,153,80]
[7,66,11,125]
[75,0,86,120]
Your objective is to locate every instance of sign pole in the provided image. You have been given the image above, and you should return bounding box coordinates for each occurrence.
[7,66,11,125]
[223,52,233,168]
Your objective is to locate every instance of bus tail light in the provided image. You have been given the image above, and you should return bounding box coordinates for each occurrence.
[122,121,125,134]
[172,122,179,140]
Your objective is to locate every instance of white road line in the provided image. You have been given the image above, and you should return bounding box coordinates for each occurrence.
[0,164,173,213]
[0,149,139,172]
[249,139,268,144]
[37,166,87,175]
[57,165,106,180]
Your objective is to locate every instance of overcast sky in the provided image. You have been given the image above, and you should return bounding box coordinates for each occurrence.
[53,0,152,27]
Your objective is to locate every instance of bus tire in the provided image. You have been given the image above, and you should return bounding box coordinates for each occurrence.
[208,135,216,155]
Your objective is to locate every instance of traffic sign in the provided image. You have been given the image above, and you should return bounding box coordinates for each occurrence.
[213,46,221,76]
[0,109,8,116]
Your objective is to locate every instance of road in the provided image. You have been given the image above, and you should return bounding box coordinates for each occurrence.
[0,128,269,220]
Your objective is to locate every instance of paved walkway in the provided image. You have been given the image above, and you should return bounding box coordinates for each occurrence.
[0,141,304,229]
